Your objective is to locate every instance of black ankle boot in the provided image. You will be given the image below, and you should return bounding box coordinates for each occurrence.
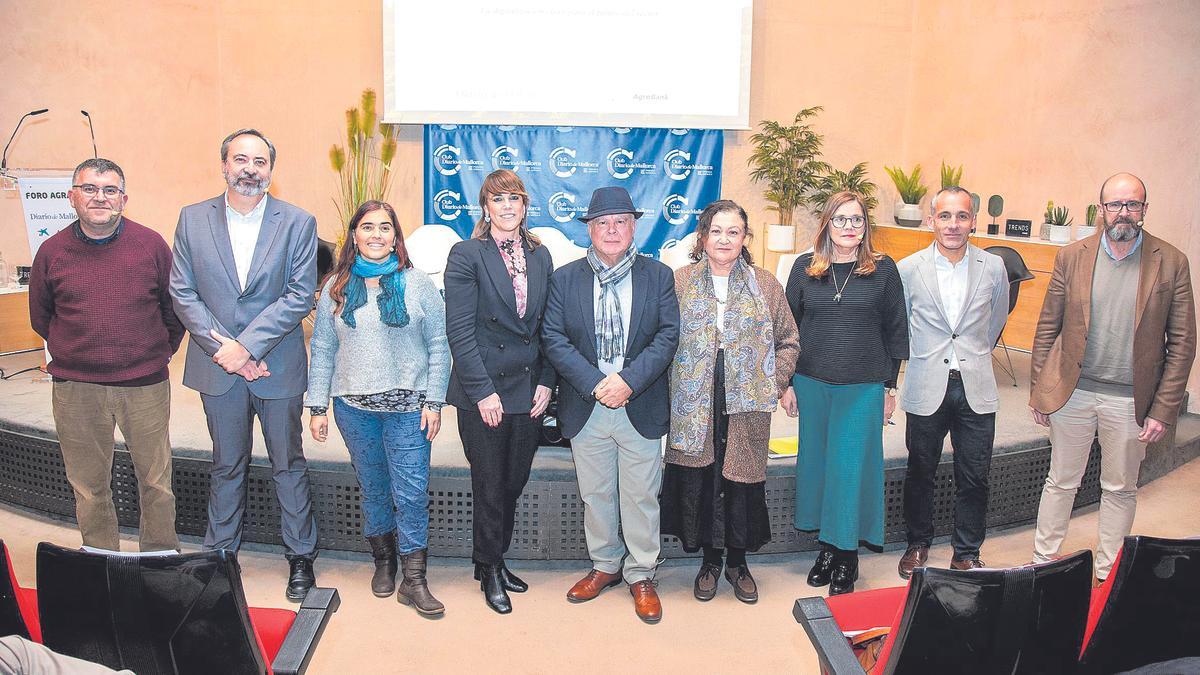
[499,561,528,593]
[807,545,836,587]
[829,550,859,596]
[476,563,512,614]
[366,532,397,598]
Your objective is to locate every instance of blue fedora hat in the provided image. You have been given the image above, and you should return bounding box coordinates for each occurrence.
[578,186,644,223]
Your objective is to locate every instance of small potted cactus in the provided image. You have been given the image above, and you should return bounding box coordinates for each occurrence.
[1048,203,1073,243]
[1076,203,1099,240]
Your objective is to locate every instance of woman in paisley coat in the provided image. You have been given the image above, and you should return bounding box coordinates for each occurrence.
[660,199,799,604]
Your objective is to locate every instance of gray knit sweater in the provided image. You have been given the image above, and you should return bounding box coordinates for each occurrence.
[305,269,450,409]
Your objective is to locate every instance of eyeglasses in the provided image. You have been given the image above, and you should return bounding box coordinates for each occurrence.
[73,184,124,198]
[1101,200,1145,213]
[935,211,973,224]
[830,215,866,229]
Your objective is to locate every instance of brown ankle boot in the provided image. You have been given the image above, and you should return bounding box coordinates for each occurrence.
[397,549,445,616]
[366,532,397,597]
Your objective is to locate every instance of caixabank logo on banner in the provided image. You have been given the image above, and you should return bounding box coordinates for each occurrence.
[424,124,723,254]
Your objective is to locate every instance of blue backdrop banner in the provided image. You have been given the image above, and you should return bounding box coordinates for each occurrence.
[423,125,724,255]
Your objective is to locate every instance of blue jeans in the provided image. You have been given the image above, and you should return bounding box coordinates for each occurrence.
[333,398,431,553]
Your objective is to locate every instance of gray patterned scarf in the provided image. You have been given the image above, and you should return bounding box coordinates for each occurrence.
[587,244,637,362]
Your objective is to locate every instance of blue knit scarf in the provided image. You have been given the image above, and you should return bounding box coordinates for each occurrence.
[341,254,409,328]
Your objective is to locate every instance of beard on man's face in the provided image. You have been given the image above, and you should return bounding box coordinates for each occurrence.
[224,169,269,197]
[1105,214,1141,242]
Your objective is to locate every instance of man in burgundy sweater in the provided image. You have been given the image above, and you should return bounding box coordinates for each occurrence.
[28,158,184,552]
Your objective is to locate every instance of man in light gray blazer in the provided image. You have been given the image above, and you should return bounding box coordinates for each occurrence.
[896,186,1009,578]
[169,128,319,600]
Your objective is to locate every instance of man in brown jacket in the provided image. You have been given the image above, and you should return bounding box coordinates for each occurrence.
[1029,172,1196,580]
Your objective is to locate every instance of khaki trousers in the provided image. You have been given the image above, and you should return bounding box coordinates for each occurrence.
[51,380,178,552]
[1032,388,1145,578]
[571,404,663,583]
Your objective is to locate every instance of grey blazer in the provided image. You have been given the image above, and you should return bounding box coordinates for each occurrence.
[897,243,1009,416]
[169,194,317,398]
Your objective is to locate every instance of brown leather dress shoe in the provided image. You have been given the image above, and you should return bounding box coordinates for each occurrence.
[566,569,623,603]
[724,565,758,604]
[629,580,662,624]
[693,563,721,601]
[897,545,929,580]
[950,557,985,570]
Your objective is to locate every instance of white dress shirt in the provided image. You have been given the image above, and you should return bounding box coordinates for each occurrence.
[933,243,970,370]
[225,194,268,291]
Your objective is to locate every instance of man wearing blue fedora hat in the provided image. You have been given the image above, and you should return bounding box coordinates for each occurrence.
[543,186,680,623]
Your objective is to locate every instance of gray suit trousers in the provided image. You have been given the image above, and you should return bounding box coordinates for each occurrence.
[200,379,317,557]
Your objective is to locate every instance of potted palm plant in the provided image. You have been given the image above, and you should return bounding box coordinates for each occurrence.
[1048,202,1073,243]
[809,162,879,222]
[884,164,927,227]
[748,107,830,251]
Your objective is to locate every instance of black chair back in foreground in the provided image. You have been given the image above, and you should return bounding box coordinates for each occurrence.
[35,542,339,675]
[795,550,1093,675]
[1079,535,1200,674]
[0,539,32,640]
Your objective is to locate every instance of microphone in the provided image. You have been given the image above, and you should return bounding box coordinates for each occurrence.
[1,108,49,172]
[81,110,97,158]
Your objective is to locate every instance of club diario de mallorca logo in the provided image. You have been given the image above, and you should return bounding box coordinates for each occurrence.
[548,146,599,178]
[662,194,702,226]
[548,191,587,224]
[433,189,470,221]
[664,149,715,181]
[432,144,483,176]
[606,148,657,180]
[490,145,542,172]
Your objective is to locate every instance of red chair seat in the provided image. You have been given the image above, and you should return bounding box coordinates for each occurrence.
[824,585,908,632]
[15,587,40,643]
[249,606,298,666]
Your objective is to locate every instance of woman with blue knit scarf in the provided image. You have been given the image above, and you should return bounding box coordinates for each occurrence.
[305,200,449,616]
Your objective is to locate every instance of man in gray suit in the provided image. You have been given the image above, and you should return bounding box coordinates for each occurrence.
[896,186,1009,578]
[170,128,319,600]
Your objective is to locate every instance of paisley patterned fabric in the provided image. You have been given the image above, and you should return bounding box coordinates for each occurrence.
[495,236,528,318]
[669,256,777,457]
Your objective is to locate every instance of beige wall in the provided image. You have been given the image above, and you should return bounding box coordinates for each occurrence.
[2,0,1196,401]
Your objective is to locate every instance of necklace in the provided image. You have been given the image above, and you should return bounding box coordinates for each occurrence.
[831,263,853,303]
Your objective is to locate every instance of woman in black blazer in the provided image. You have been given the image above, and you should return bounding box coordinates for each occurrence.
[444,169,555,614]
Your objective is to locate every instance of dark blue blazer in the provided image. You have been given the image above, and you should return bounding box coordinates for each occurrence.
[542,255,679,439]
[445,236,555,413]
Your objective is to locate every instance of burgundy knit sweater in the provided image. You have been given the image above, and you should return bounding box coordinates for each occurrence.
[28,218,185,385]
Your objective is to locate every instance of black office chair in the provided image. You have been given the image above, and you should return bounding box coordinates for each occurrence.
[984,245,1036,386]
[315,238,337,287]
[1080,535,1200,674]
[36,542,339,675]
[794,550,1093,674]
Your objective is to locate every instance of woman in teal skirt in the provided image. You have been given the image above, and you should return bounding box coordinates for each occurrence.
[781,191,908,595]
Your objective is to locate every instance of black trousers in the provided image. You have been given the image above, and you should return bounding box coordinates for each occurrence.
[903,374,996,559]
[458,409,539,564]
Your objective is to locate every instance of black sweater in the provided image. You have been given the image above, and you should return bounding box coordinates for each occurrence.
[785,253,908,388]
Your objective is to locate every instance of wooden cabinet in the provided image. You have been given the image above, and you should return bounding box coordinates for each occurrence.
[0,290,43,354]
[873,225,1065,351]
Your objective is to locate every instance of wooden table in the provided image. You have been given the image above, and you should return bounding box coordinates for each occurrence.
[0,288,43,354]
[873,224,1066,351]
